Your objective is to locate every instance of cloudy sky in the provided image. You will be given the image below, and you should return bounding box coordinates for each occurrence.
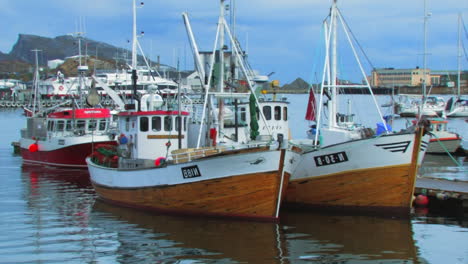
[1,0,467,84]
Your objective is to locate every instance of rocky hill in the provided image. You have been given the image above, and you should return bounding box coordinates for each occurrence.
[0,34,169,80]
[8,34,131,65]
[278,78,310,93]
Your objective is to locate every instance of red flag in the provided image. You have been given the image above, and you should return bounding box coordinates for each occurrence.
[305,88,316,121]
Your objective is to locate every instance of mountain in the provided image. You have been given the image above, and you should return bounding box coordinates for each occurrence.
[8,34,131,66]
[280,78,309,93]
[0,34,175,80]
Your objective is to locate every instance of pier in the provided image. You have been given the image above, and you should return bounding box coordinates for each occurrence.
[415,177,468,217]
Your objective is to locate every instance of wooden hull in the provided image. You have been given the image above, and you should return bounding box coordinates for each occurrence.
[284,164,415,214]
[88,148,287,221]
[284,132,428,214]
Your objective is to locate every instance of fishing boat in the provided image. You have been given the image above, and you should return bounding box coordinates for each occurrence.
[283,0,430,215]
[394,94,445,117]
[86,0,288,221]
[86,101,286,220]
[19,50,116,168]
[423,118,462,153]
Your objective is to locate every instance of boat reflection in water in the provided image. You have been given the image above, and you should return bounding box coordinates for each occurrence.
[93,200,424,264]
[280,209,423,263]
[20,165,423,264]
[92,200,284,264]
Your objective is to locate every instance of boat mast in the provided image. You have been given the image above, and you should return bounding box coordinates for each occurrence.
[329,0,338,128]
[420,0,430,117]
[31,49,41,116]
[457,13,462,99]
[131,0,140,111]
[218,0,226,143]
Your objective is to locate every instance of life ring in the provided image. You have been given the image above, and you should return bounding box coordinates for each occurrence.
[59,86,64,91]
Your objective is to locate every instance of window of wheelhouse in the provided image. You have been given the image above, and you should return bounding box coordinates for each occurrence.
[175,116,181,131]
[164,116,173,131]
[274,106,281,120]
[263,106,272,120]
[125,117,130,131]
[175,116,187,131]
[152,116,161,131]
[88,120,97,131]
[140,117,149,132]
[240,107,247,123]
[76,120,86,132]
[66,120,72,131]
[47,120,55,131]
[98,119,107,131]
[283,106,288,121]
[56,120,65,131]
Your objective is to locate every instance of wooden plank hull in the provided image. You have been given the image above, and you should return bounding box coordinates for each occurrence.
[284,132,429,214]
[88,148,287,221]
[284,164,415,214]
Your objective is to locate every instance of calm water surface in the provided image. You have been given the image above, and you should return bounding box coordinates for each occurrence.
[1,94,467,264]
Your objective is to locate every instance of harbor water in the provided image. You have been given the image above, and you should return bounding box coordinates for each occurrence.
[0,94,467,264]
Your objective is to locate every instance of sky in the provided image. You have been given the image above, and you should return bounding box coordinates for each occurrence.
[1,0,467,85]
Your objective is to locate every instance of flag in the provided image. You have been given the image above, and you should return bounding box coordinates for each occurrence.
[305,88,316,121]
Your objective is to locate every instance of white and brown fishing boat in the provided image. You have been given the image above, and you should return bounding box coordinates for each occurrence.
[283,0,430,215]
[86,88,287,221]
[87,0,287,221]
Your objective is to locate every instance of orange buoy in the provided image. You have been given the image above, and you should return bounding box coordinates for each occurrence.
[414,194,429,207]
[29,143,38,152]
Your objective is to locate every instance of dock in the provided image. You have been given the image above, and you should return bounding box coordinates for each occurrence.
[415,177,468,216]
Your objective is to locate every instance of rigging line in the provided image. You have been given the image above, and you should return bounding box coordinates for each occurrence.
[462,37,468,62]
[428,132,464,168]
[336,8,382,83]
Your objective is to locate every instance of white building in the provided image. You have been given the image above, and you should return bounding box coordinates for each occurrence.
[47,59,65,69]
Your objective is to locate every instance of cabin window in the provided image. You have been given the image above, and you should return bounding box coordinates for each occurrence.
[152,116,161,131]
[66,120,73,131]
[283,107,288,121]
[125,117,130,131]
[76,120,86,132]
[263,106,271,120]
[140,117,149,132]
[240,107,247,122]
[175,116,181,131]
[47,120,54,131]
[98,119,107,131]
[274,106,281,120]
[164,116,173,131]
[88,120,97,131]
[56,120,65,131]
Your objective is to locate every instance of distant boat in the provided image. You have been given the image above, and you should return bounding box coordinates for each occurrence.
[422,118,462,153]
[394,94,446,117]
[283,0,430,215]
[19,50,116,168]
